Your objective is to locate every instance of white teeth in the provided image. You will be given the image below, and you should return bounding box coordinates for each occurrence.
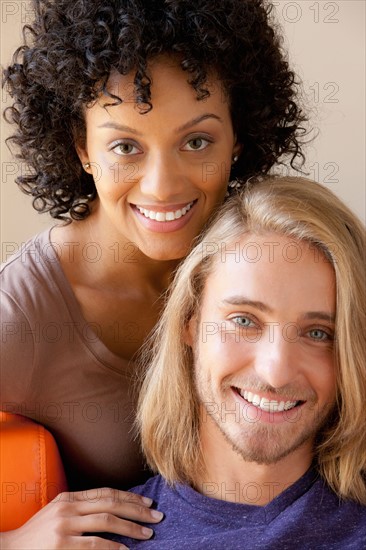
[136,202,194,222]
[240,390,298,412]
[252,394,261,407]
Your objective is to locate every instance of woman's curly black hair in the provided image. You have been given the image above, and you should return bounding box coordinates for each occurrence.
[3,0,307,220]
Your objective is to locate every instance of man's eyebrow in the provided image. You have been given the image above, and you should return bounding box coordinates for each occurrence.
[175,113,223,133]
[221,297,273,313]
[302,312,335,323]
[221,299,336,324]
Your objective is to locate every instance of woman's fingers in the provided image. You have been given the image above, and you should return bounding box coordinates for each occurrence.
[1,489,162,549]
[64,488,164,525]
[69,535,129,549]
[72,513,155,540]
[70,488,152,507]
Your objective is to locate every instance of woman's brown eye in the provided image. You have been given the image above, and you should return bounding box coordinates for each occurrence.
[189,138,203,150]
[112,142,140,155]
[116,144,133,154]
[185,137,211,151]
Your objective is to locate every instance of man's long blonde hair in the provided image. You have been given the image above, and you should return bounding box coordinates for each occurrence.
[136,177,366,504]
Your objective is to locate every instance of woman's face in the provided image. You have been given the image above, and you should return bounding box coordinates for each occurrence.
[77,57,240,260]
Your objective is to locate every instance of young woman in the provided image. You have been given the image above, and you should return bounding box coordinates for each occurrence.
[1,0,306,547]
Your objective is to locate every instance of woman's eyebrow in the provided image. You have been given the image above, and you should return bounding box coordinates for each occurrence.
[97,121,143,135]
[98,113,223,135]
[175,113,223,133]
[98,113,223,136]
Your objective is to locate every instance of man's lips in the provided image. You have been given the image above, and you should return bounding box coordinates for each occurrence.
[233,387,305,413]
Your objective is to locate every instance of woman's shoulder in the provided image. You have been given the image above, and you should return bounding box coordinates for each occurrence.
[1,229,56,285]
[0,228,71,324]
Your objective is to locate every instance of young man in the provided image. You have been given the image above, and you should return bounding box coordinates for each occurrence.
[110,178,366,549]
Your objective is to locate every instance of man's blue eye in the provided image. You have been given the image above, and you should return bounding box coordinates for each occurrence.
[309,329,329,341]
[233,316,253,327]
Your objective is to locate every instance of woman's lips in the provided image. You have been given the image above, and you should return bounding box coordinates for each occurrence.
[131,200,198,233]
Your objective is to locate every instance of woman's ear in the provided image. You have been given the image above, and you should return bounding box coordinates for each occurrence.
[75,142,91,171]
[232,140,243,161]
[73,124,91,171]
[183,315,197,349]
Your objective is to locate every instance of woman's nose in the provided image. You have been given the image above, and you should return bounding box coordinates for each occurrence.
[139,152,186,202]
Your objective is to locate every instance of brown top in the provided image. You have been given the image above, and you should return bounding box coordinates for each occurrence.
[0,230,150,491]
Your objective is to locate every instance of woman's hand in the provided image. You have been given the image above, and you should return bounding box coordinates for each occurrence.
[0,487,163,549]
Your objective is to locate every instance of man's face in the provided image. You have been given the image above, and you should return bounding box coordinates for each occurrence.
[189,233,337,466]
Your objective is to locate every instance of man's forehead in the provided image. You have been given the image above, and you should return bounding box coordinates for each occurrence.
[204,233,326,270]
[199,233,335,310]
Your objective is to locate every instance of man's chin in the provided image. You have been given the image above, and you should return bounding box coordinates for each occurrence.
[222,425,315,466]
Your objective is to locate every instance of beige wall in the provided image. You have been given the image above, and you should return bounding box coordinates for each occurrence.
[1,1,365,262]
[272,0,365,221]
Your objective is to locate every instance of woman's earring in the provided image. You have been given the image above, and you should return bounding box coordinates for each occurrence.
[225,179,242,197]
[226,154,241,196]
[83,162,91,170]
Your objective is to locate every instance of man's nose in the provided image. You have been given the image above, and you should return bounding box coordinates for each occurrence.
[139,152,186,201]
[253,326,299,389]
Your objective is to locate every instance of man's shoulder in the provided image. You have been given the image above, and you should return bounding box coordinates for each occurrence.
[129,475,169,500]
[308,475,366,520]
[281,474,366,548]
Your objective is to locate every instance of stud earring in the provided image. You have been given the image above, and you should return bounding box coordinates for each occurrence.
[83,162,91,169]
[228,179,242,191]
[225,179,243,198]
[232,155,239,164]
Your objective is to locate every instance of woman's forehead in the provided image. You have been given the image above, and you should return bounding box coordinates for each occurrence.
[103,57,227,106]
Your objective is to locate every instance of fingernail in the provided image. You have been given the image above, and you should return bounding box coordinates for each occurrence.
[142,527,154,538]
[151,510,164,520]
[142,496,153,506]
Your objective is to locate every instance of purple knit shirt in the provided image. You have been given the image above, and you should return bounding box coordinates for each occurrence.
[104,467,366,549]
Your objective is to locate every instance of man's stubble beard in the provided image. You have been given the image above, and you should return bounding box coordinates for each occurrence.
[194,359,336,466]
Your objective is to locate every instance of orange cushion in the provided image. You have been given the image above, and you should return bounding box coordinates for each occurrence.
[0,411,68,531]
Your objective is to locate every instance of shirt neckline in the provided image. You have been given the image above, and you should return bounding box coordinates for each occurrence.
[174,466,319,525]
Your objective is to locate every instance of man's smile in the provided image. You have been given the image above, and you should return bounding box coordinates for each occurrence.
[234,388,304,413]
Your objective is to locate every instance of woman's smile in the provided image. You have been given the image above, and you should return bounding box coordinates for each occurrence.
[131,200,197,233]
[77,56,239,260]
